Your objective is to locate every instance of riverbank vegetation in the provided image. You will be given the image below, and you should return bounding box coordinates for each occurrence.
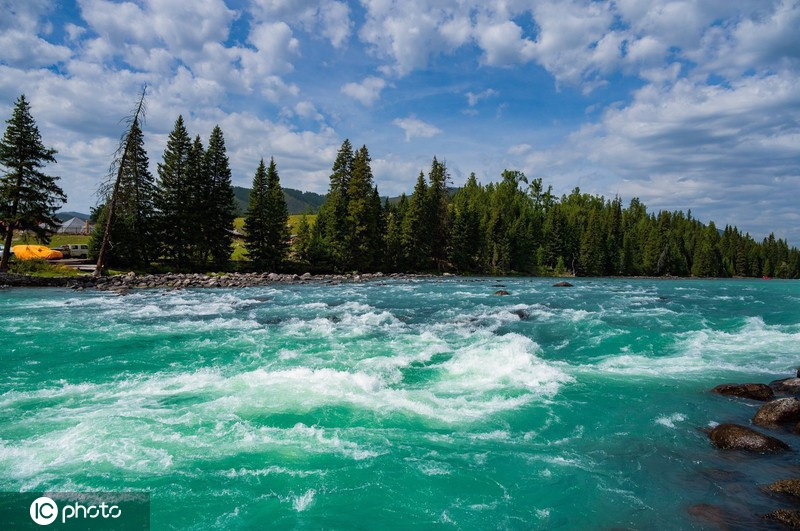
[2,94,798,278]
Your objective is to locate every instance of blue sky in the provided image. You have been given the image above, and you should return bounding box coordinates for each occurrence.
[1,0,799,242]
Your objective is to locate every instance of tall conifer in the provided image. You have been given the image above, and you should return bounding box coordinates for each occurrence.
[0,95,64,271]
[204,126,236,267]
[155,115,192,269]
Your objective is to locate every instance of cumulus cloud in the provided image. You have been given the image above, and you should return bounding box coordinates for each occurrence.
[0,31,72,67]
[359,0,473,76]
[250,0,353,48]
[517,71,800,242]
[341,76,386,106]
[393,116,442,142]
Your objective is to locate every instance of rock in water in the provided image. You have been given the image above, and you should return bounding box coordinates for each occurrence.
[764,509,800,529]
[494,290,510,296]
[753,398,800,427]
[708,423,790,452]
[766,479,800,499]
[687,504,733,528]
[712,383,774,401]
[552,281,573,287]
[770,378,800,395]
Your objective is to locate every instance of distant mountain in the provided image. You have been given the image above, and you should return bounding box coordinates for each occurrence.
[233,186,326,216]
[384,186,461,205]
[56,211,90,222]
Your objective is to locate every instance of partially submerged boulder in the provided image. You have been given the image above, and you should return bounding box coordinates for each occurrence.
[494,290,510,296]
[771,378,800,395]
[687,504,732,528]
[763,509,800,529]
[712,383,774,401]
[552,281,573,287]
[766,479,800,500]
[708,423,790,452]
[753,398,800,427]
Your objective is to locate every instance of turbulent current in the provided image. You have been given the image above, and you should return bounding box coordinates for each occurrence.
[1,278,799,528]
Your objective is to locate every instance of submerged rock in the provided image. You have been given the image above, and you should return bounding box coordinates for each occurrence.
[754,398,800,427]
[712,383,774,401]
[771,378,800,395]
[687,504,734,528]
[708,423,790,452]
[511,309,528,320]
[763,509,800,529]
[552,281,573,287]
[766,479,800,500]
[494,290,510,296]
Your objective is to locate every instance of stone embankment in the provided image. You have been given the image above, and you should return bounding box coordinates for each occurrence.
[0,271,438,292]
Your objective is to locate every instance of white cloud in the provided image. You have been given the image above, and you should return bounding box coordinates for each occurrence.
[0,30,72,67]
[294,101,324,121]
[250,0,353,49]
[466,88,498,107]
[341,76,386,106]
[359,0,473,76]
[518,70,800,241]
[508,144,532,156]
[475,20,536,66]
[393,116,442,142]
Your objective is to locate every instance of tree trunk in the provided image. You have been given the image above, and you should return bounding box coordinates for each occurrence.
[94,88,146,277]
[0,172,22,272]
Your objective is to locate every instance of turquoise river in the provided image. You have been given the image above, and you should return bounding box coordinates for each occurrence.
[1,278,799,529]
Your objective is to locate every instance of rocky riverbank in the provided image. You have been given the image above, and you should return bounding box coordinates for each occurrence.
[0,271,442,292]
[695,371,800,528]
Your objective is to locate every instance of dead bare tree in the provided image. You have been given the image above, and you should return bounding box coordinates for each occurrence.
[94,85,147,277]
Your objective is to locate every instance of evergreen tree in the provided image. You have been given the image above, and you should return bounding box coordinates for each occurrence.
[450,174,483,272]
[579,209,605,276]
[313,139,353,270]
[204,125,236,268]
[0,95,65,271]
[402,172,431,270]
[244,159,269,267]
[185,135,207,264]
[244,158,288,270]
[426,157,450,270]
[384,197,405,272]
[90,118,156,267]
[155,115,192,269]
[346,145,381,271]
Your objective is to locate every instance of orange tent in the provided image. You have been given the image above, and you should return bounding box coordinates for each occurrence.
[11,245,63,260]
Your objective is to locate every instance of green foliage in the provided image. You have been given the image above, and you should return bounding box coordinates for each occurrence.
[346,145,382,271]
[243,158,289,270]
[0,95,65,271]
[154,115,193,269]
[9,259,79,277]
[204,125,236,268]
[312,139,353,270]
[401,172,431,270]
[89,118,156,267]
